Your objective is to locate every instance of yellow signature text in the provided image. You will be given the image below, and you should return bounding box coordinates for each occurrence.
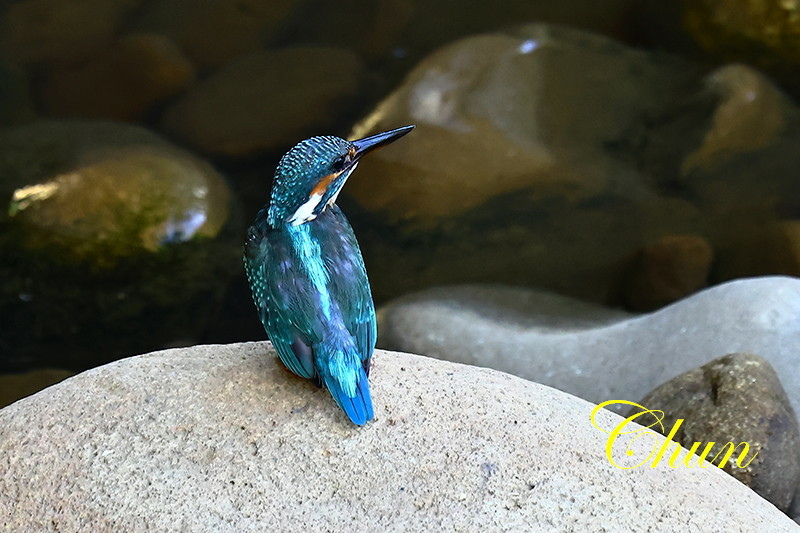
[590,400,759,470]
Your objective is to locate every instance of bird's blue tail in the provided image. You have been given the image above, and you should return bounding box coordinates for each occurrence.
[323,367,374,426]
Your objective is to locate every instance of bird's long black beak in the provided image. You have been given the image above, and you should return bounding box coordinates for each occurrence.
[351,125,414,159]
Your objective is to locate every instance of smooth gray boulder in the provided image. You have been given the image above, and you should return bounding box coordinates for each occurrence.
[1,342,797,531]
[378,276,800,417]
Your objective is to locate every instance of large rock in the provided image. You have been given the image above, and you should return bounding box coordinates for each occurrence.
[291,0,638,63]
[39,34,195,121]
[681,0,800,82]
[1,343,797,532]
[129,0,304,70]
[0,0,143,68]
[1,120,232,264]
[0,120,241,371]
[676,64,793,174]
[342,24,800,304]
[635,353,800,512]
[348,24,698,226]
[377,277,800,419]
[160,47,364,157]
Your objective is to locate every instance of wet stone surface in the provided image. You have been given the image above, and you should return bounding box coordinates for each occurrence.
[0,120,242,371]
[344,24,800,304]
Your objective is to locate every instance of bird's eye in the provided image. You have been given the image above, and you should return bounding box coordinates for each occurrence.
[332,156,347,173]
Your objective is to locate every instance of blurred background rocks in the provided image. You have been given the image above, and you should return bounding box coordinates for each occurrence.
[159,46,365,157]
[346,27,800,303]
[1,0,799,423]
[0,120,241,371]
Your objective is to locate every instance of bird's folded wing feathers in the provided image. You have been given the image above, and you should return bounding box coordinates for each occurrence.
[324,212,377,369]
[245,232,318,379]
[245,212,376,379]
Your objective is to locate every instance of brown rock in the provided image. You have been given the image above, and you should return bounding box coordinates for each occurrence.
[343,25,800,304]
[634,353,800,512]
[681,64,793,175]
[342,24,705,302]
[716,220,800,281]
[347,24,697,227]
[0,120,242,370]
[160,47,364,157]
[625,234,713,311]
[0,0,143,68]
[683,0,800,77]
[40,34,195,121]
[130,0,303,70]
[294,0,638,62]
[644,64,800,287]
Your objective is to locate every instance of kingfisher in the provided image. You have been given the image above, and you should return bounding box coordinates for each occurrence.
[244,125,414,425]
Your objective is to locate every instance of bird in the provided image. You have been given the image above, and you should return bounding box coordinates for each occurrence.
[244,125,414,425]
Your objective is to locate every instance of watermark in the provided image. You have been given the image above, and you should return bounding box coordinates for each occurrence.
[590,400,758,470]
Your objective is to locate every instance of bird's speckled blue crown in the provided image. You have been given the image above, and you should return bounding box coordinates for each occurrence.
[267,136,352,227]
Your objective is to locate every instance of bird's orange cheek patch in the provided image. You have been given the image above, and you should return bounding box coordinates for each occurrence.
[311,172,338,197]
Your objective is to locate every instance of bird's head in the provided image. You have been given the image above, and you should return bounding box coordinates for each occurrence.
[267,125,414,227]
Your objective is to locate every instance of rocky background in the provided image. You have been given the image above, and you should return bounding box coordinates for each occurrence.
[4,0,800,373]
[2,0,800,526]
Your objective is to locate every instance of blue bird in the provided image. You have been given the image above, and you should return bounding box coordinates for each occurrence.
[244,125,414,425]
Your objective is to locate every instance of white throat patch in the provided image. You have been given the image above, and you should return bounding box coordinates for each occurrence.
[287,192,324,226]
[286,161,359,226]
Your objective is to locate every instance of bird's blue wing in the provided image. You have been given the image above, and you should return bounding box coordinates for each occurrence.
[245,209,376,425]
[349,291,376,375]
[245,208,375,379]
[244,227,317,379]
[324,206,377,372]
